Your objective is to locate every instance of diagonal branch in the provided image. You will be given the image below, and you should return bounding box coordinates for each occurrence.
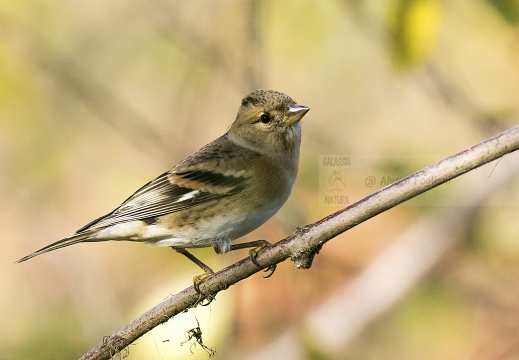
[81,125,519,360]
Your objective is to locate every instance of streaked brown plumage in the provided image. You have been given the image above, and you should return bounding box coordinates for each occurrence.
[17,90,309,283]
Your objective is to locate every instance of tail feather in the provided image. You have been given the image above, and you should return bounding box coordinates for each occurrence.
[16,229,102,263]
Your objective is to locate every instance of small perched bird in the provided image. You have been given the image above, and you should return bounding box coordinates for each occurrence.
[17,89,309,287]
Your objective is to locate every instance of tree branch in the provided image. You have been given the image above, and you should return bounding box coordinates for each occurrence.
[244,153,519,358]
[81,126,519,360]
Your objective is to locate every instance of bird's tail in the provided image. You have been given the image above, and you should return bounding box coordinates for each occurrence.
[16,229,102,263]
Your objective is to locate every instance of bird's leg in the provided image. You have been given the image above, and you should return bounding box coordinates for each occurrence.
[173,248,214,294]
[229,240,276,278]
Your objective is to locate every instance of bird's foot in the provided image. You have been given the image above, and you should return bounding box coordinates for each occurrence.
[193,268,215,296]
[248,240,276,278]
[173,247,216,299]
[192,269,217,306]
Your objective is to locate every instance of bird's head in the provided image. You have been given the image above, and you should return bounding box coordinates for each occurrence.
[228,89,310,158]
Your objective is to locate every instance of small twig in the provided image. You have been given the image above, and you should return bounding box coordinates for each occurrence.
[81,126,519,360]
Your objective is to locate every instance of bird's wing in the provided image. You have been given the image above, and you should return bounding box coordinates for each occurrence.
[76,135,261,233]
[17,167,249,262]
[76,168,248,232]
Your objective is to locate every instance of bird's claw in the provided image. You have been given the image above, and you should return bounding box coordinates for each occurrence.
[249,242,276,278]
[262,264,276,278]
[193,269,214,296]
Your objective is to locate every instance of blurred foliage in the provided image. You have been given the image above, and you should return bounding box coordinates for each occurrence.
[391,0,443,68]
[2,0,519,359]
[487,0,519,25]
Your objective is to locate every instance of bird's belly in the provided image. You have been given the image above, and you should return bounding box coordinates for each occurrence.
[153,204,279,250]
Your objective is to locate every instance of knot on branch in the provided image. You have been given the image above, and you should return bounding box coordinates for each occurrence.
[287,225,323,269]
[290,242,323,269]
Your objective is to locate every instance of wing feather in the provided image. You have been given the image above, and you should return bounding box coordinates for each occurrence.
[77,170,247,232]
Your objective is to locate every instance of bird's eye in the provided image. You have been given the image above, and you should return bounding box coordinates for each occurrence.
[259,113,271,124]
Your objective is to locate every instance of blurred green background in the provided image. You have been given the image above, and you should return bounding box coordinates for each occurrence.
[3,0,519,359]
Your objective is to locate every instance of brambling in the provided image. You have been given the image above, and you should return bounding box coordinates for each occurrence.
[17,89,309,288]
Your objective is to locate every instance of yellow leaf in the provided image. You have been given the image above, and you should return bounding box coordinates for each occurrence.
[392,0,443,68]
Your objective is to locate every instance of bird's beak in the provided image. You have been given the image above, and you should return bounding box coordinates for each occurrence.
[285,103,310,127]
